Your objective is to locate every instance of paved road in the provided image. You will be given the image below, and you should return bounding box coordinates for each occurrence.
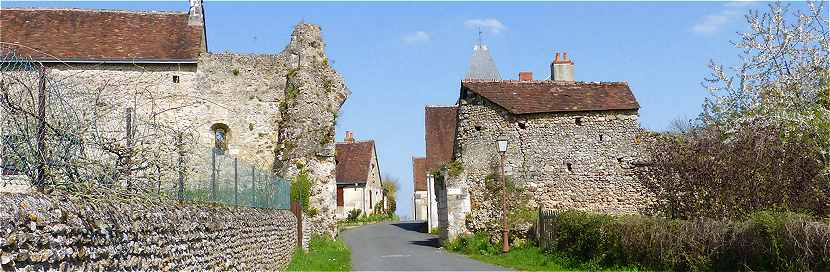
[342,221,508,271]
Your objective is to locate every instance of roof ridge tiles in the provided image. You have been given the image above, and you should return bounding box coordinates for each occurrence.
[3,7,187,15]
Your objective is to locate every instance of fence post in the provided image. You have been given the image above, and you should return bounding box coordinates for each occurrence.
[292,201,303,249]
[251,166,256,207]
[34,65,47,189]
[234,158,238,206]
[177,133,184,201]
[124,107,133,190]
[210,149,216,201]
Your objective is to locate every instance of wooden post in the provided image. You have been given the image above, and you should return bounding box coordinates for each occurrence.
[34,65,47,188]
[210,149,216,201]
[251,166,256,206]
[177,133,185,201]
[234,158,239,206]
[124,107,133,189]
[291,201,303,249]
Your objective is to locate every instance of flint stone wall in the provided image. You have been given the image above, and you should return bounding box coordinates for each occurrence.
[444,95,653,237]
[0,193,297,271]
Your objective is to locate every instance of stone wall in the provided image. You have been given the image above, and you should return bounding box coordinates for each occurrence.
[2,23,348,238]
[0,193,297,270]
[444,96,653,237]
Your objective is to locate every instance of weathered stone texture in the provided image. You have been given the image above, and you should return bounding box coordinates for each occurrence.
[445,96,653,237]
[7,23,347,237]
[0,192,297,271]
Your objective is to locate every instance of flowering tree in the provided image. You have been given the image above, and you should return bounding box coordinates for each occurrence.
[702,1,829,160]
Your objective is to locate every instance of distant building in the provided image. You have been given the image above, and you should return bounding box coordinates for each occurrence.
[335,131,385,219]
[412,157,428,221]
[439,51,652,239]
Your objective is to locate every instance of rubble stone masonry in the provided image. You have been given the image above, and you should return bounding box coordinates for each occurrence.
[0,193,297,270]
[445,95,653,237]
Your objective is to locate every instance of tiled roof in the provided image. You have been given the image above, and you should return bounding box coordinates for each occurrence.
[413,157,427,192]
[336,141,375,184]
[0,8,204,61]
[461,80,639,114]
[425,106,457,172]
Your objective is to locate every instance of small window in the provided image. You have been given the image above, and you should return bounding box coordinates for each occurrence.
[518,122,526,129]
[566,163,573,173]
[172,75,180,83]
[575,117,583,126]
[210,123,230,154]
[599,134,604,142]
[475,125,483,131]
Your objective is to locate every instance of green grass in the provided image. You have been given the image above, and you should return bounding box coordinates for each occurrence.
[285,235,351,271]
[444,233,640,271]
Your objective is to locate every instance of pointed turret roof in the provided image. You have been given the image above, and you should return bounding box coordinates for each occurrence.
[464,44,501,80]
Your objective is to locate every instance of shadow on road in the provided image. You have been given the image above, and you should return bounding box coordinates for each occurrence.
[409,237,440,248]
[391,221,427,233]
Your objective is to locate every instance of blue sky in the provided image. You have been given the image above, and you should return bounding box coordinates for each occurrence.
[4,1,808,219]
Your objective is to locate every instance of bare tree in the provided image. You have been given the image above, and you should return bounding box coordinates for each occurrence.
[0,46,201,195]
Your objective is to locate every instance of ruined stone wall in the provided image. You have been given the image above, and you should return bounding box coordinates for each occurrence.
[0,193,297,270]
[444,97,652,237]
[9,23,348,237]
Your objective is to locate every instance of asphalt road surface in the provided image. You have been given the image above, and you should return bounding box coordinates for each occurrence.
[342,221,508,271]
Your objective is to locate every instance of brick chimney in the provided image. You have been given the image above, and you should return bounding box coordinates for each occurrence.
[345,131,355,143]
[519,71,533,81]
[551,52,574,81]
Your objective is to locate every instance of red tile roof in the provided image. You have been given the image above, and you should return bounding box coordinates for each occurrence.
[425,106,457,172]
[336,141,375,184]
[461,80,639,114]
[0,8,204,61]
[413,157,427,191]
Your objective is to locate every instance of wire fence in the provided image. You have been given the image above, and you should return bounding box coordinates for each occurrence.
[0,43,290,210]
[180,148,290,209]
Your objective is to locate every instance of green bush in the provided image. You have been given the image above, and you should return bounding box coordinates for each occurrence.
[285,235,351,271]
[347,209,361,221]
[539,210,830,271]
[290,169,312,214]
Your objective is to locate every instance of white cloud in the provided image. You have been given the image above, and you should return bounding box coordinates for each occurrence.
[464,18,507,34]
[402,31,430,44]
[691,1,755,35]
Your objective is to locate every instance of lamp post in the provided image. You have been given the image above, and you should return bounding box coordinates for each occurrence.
[496,135,509,253]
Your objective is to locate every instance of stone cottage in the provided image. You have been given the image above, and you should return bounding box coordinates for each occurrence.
[0,1,348,237]
[412,157,428,221]
[335,132,385,219]
[439,51,652,238]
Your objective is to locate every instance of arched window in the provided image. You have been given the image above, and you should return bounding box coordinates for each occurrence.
[210,123,230,154]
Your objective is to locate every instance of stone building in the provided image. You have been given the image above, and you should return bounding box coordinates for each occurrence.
[412,157,428,221]
[0,1,348,237]
[421,105,457,230]
[439,51,652,239]
[335,132,385,219]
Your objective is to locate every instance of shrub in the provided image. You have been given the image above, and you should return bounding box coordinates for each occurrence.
[538,210,830,271]
[290,169,313,214]
[443,232,502,256]
[638,124,830,219]
[347,209,361,221]
[446,160,463,177]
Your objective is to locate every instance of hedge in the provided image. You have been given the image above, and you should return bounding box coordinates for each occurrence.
[541,210,830,271]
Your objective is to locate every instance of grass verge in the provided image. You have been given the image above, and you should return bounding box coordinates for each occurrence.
[444,232,639,271]
[285,235,351,271]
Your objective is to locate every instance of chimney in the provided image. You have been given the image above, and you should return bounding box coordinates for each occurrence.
[551,51,575,81]
[345,131,355,143]
[519,71,533,81]
[188,0,205,26]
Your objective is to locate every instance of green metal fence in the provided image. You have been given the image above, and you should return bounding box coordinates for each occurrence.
[180,148,290,209]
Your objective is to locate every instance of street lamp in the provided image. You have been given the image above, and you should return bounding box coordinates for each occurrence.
[496,135,509,253]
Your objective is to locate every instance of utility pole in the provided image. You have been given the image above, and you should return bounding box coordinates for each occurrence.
[35,65,47,189]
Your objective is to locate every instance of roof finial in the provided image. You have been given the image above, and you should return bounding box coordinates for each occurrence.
[477,27,483,47]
